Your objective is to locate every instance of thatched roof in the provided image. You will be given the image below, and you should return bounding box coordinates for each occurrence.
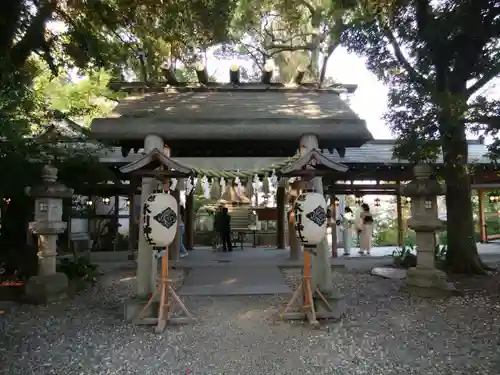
[90,85,372,148]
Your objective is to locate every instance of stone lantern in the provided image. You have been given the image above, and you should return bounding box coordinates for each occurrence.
[400,164,454,296]
[25,165,74,303]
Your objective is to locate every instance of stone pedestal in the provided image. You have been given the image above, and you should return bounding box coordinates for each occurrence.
[25,273,69,304]
[400,164,456,297]
[25,165,73,304]
[403,268,456,297]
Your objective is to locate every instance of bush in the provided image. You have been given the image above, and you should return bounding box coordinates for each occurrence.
[392,245,417,268]
[0,242,38,281]
[57,255,100,285]
[393,243,448,269]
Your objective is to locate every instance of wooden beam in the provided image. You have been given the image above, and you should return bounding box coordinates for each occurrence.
[478,189,486,243]
[276,186,286,249]
[185,192,195,250]
[471,183,500,189]
[113,194,120,251]
[326,189,398,195]
[169,189,181,260]
[396,191,404,247]
[330,195,337,258]
[288,192,300,260]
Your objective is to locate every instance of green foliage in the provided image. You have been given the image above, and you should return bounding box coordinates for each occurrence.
[0,59,118,244]
[392,245,416,269]
[33,66,119,126]
[57,256,100,284]
[193,197,207,213]
[215,0,358,84]
[392,243,447,269]
[341,1,500,273]
[0,61,47,198]
[341,1,500,161]
[0,243,38,281]
[2,0,237,77]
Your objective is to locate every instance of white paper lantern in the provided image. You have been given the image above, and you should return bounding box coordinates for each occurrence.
[294,191,328,246]
[143,193,178,247]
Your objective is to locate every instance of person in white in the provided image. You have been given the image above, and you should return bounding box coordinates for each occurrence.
[339,206,354,256]
[357,203,374,255]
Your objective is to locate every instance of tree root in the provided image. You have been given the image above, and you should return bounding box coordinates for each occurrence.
[479,260,497,272]
[446,255,489,275]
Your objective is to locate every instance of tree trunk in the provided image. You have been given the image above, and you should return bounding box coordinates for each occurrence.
[441,119,486,274]
[309,14,322,82]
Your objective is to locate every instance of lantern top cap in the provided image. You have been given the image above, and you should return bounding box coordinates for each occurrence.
[413,164,433,179]
[41,164,58,183]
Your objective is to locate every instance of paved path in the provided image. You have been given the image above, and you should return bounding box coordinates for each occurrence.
[178,265,292,296]
[171,242,500,268]
[174,243,500,296]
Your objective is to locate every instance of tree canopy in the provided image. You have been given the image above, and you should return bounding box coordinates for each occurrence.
[342,0,500,273]
[2,0,237,76]
[215,0,362,84]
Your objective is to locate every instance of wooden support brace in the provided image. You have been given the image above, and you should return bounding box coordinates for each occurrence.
[133,247,196,333]
[281,248,332,328]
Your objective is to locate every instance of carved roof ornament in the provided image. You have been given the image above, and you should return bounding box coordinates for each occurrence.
[279,148,349,179]
[119,148,192,177]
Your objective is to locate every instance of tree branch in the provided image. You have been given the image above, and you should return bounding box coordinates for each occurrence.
[265,43,315,51]
[466,64,500,96]
[466,116,500,129]
[240,43,265,70]
[414,0,434,42]
[449,1,495,94]
[264,32,319,46]
[10,1,57,69]
[379,21,430,89]
[318,41,339,87]
[297,0,316,16]
[0,0,23,53]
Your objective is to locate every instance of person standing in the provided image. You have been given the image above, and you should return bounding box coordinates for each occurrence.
[179,206,188,258]
[340,206,355,256]
[219,207,233,252]
[357,203,374,255]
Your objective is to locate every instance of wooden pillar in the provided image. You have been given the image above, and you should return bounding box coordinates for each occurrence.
[169,188,181,260]
[185,192,195,250]
[128,192,136,254]
[276,186,286,249]
[128,178,140,253]
[330,196,337,257]
[288,207,300,260]
[288,181,301,260]
[132,194,140,249]
[396,192,404,247]
[113,194,120,251]
[478,189,486,243]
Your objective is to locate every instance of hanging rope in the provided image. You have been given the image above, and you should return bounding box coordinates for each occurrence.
[189,154,301,179]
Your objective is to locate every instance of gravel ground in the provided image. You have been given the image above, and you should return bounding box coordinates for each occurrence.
[1,266,500,375]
